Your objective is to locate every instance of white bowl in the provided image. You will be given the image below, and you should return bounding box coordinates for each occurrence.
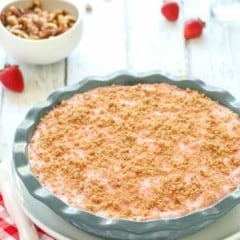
[0,0,83,65]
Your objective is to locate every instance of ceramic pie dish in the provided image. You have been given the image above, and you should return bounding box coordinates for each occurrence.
[12,72,240,240]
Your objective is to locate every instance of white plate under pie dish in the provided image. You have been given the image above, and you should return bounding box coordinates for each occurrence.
[11,163,102,240]
[12,72,240,240]
[10,159,240,240]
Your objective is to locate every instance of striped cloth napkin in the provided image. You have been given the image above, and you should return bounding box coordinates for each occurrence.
[0,194,55,240]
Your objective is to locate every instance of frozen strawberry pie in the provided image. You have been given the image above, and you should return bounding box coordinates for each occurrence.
[28,83,240,220]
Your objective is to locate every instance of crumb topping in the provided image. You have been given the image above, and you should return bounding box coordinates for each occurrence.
[28,83,240,220]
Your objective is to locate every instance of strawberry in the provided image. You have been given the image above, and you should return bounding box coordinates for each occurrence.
[0,65,24,93]
[161,1,180,22]
[184,18,205,40]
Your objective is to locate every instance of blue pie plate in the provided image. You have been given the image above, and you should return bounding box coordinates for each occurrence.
[13,72,240,240]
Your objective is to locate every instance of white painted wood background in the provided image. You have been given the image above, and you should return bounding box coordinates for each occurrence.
[1,0,240,239]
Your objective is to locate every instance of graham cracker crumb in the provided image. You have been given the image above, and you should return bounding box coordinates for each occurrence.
[29,83,240,220]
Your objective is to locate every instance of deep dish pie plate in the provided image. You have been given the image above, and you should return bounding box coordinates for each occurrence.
[10,165,102,240]
[13,72,240,240]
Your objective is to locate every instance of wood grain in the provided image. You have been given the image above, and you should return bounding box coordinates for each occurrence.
[0,1,240,239]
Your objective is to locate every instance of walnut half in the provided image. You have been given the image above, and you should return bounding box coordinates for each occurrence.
[0,0,76,39]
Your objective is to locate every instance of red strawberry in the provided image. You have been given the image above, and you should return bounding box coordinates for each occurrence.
[161,1,179,22]
[0,65,24,92]
[184,18,205,40]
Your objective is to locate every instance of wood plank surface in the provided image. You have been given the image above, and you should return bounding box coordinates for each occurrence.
[126,0,187,75]
[0,0,240,239]
[67,0,127,84]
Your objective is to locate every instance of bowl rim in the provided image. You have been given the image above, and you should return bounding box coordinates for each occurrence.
[0,0,83,43]
[13,71,240,239]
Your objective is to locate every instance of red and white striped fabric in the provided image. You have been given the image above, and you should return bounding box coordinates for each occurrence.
[0,194,55,240]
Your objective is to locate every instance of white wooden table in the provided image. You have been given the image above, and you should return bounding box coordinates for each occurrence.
[1,0,240,239]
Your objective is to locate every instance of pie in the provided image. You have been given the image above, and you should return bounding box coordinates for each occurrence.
[28,83,240,220]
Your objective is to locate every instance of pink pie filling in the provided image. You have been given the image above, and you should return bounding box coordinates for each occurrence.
[28,83,240,220]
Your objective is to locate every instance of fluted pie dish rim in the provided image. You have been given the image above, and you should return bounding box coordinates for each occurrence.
[13,71,240,240]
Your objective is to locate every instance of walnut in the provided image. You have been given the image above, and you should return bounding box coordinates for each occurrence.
[0,0,76,39]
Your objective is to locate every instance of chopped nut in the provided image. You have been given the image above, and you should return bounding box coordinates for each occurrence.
[10,28,29,38]
[0,0,76,39]
[85,3,93,13]
[6,15,18,26]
